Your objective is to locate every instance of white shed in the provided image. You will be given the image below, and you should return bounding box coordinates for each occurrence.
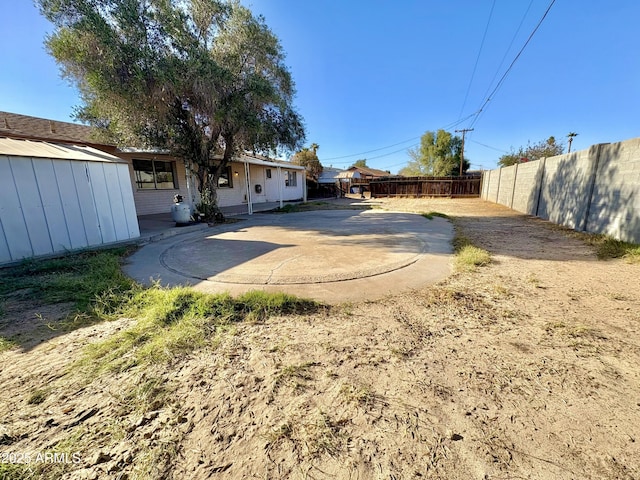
[0,137,140,265]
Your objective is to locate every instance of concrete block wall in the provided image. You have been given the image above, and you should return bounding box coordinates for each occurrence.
[587,138,640,242]
[483,169,500,202]
[511,160,543,215]
[537,147,596,230]
[497,165,517,207]
[480,137,640,243]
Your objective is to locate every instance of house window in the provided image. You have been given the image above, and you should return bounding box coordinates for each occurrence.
[266,168,272,179]
[133,159,177,189]
[217,166,233,188]
[285,170,297,187]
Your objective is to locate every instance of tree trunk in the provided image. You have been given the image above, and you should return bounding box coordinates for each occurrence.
[195,162,225,222]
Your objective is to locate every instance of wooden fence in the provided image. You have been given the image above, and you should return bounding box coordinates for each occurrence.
[369,176,481,198]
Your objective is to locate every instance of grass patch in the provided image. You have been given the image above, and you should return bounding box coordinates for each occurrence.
[272,202,328,213]
[270,201,374,213]
[340,382,374,406]
[547,225,640,263]
[0,463,38,480]
[274,362,318,391]
[79,288,320,374]
[453,235,491,271]
[27,388,50,405]
[593,237,640,262]
[0,248,137,314]
[421,211,449,220]
[0,336,15,353]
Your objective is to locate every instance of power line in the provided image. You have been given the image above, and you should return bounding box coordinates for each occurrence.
[321,135,420,161]
[319,113,478,164]
[477,0,535,113]
[468,0,557,130]
[470,139,508,153]
[458,0,496,121]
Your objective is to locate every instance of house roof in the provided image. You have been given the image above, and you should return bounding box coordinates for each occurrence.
[238,154,305,170]
[347,165,391,177]
[0,137,127,163]
[0,111,99,146]
[0,111,304,169]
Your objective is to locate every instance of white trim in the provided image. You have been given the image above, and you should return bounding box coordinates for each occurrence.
[244,161,253,215]
[277,166,284,208]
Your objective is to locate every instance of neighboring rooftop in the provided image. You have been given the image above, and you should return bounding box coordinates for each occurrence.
[346,165,393,177]
[0,111,98,145]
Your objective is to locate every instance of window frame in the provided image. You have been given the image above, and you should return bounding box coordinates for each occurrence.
[285,170,297,187]
[132,159,178,190]
[216,165,234,188]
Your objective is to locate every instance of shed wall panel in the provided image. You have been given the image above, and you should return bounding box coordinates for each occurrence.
[87,162,116,243]
[11,158,54,256]
[53,160,89,249]
[117,164,140,238]
[0,217,11,263]
[32,158,73,252]
[103,163,129,240]
[0,157,33,261]
[71,161,103,246]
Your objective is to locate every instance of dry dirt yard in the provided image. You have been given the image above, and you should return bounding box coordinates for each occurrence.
[1,198,639,479]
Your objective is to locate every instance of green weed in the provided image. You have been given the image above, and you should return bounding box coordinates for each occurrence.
[453,235,491,271]
[421,211,449,220]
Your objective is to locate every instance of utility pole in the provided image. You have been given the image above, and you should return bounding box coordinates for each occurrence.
[567,132,578,153]
[455,128,474,176]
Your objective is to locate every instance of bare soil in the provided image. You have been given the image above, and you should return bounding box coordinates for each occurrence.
[1,198,639,479]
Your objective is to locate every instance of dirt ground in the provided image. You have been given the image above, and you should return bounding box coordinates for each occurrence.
[1,198,639,479]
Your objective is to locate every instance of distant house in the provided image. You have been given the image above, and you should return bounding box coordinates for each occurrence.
[307,166,343,198]
[0,111,306,218]
[337,165,394,196]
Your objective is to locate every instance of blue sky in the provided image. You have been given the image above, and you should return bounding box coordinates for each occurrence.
[1,1,639,173]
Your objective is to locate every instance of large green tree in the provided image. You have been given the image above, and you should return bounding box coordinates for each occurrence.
[498,136,564,167]
[408,130,470,176]
[292,144,322,180]
[38,0,305,219]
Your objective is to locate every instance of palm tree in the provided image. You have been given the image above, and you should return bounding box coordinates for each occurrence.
[310,143,319,154]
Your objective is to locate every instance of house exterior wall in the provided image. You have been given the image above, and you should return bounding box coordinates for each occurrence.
[120,153,191,216]
[0,155,139,265]
[202,161,304,208]
[123,156,305,216]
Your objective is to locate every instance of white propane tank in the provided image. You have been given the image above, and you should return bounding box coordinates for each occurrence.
[171,195,191,225]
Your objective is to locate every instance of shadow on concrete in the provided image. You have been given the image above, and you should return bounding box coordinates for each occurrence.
[160,237,295,281]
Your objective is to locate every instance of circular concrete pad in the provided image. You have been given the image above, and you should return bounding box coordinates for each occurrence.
[124,209,454,303]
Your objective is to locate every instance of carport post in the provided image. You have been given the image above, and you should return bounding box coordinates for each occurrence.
[244,161,253,215]
[278,166,284,208]
[303,167,308,202]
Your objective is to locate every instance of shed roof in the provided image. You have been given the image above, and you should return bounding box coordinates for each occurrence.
[0,137,127,163]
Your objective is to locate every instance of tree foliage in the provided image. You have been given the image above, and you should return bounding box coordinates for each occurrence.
[406,130,469,176]
[352,159,368,168]
[292,144,322,180]
[498,136,564,167]
[38,0,305,219]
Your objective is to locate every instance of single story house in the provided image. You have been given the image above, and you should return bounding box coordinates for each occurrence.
[0,111,306,218]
